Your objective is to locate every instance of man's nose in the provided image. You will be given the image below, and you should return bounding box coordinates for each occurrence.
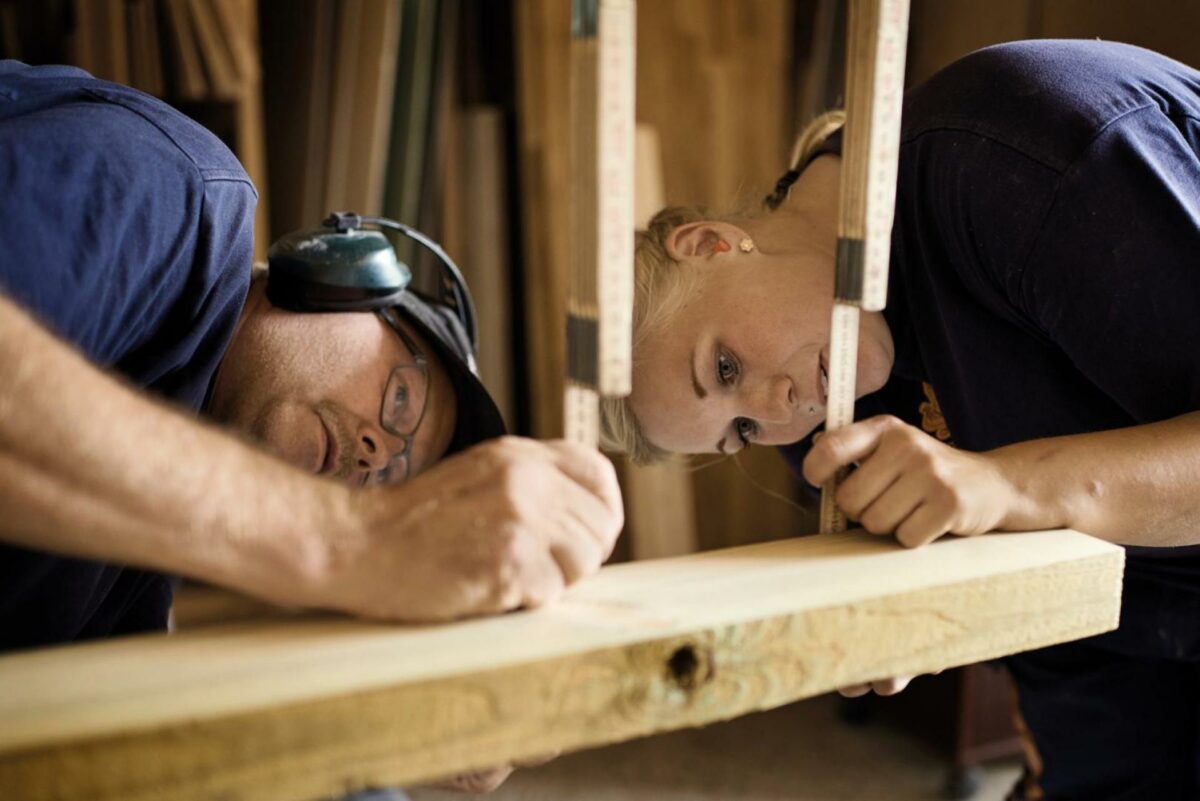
[745,375,795,424]
[355,427,392,472]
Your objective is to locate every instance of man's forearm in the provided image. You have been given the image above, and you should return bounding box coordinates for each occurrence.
[992,411,1200,547]
[0,294,350,605]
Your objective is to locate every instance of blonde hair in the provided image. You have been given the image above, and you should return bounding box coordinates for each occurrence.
[599,111,846,464]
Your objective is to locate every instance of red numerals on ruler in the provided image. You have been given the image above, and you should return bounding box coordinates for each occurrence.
[597,0,635,395]
[862,0,908,311]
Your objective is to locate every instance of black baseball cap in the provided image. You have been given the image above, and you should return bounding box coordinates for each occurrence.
[389,290,507,455]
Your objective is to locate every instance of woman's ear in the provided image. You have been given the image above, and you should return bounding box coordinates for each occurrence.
[666,221,750,261]
[665,222,724,260]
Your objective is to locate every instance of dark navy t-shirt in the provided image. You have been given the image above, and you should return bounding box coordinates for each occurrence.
[781,40,1200,658]
[0,62,254,651]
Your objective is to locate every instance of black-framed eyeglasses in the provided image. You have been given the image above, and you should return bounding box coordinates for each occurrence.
[372,308,431,485]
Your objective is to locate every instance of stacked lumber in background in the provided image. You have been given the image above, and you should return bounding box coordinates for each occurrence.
[431,1,521,426]
[256,0,518,427]
[259,0,402,239]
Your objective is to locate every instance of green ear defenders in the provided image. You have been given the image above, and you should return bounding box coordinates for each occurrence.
[266,212,479,352]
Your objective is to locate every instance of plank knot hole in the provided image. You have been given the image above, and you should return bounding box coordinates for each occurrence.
[667,644,711,691]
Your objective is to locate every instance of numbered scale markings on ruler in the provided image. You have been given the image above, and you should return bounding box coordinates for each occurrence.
[862,0,908,312]
[597,0,635,396]
[564,0,635,447]
[565,385,601,447]
[819,304,860,535]
[819,0,910,532]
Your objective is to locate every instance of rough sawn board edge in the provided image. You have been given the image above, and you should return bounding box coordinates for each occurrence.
[0,530,1123,801]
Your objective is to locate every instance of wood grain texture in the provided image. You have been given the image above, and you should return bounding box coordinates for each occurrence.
[127,0,165,98]
[460,107,516,427]
[162,0,208,100]
[345,0,403,216]
[226,0,270,262]
[565,2,600,447]
[514,0,571,438]
[170,583,299,629]
[0,529,1121,801]
[186,0,240,99]
[322,0,363,212]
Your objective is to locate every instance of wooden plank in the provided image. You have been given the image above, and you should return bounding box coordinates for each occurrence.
[187,0,241,100]
[127,0,165,97]
[796,0,843,128]
[565,0,635,445]
[514,0,570,438]
[225,0,270,263]
[259,0,322,237]
[565,0,601,445]
[162,0,207,100]
[322,0,363,212]
[343,0,403,215]
[633,123,664,226]
[71,0,99,75]
[300,0,336,225]
[595,0,636,398]
[213,0,260,83]
[461,106,516,426]
[100,0,129,85]
[170,584,297,629]
[0,529,1122,801]
[382,0,438,271]
[624,458,698,559]
[412,0,458,282]
[820,0,910,532]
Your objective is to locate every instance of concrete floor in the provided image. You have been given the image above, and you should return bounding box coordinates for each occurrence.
[410,694,1022,801]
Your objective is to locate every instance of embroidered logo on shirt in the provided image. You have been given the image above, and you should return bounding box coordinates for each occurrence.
[919,382,953,443]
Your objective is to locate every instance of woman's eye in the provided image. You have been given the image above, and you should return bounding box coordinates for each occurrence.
[735,417,758,446]
[716,351,738,385]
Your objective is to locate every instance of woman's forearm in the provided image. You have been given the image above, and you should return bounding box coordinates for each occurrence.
[0,293,349,605]
[991,411,1200,546]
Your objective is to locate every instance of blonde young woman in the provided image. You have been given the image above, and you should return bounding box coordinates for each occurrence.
[601,40,1200,801]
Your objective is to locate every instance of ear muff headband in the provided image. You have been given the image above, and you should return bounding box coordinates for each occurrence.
[266,212,479,353]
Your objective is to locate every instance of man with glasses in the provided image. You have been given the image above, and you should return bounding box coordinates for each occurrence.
[0,58,621,686]
[362,309,436,487]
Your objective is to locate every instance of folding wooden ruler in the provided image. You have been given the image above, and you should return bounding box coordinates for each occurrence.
[565,0,636,446]
[820,0,910,533]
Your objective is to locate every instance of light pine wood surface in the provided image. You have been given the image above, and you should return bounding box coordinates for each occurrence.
[0,529,1122,801]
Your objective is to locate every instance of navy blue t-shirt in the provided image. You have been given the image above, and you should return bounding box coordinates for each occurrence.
[0,62,254,651]
[781,40,1200,658]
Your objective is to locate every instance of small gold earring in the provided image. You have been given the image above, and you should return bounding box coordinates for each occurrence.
[738,238,755,253]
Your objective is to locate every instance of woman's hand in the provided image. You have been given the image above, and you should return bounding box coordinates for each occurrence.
[427,751,559,794]
[837,670,944,698]
[430,765,514,794]
[802,415,1024,547]
[838,675,917,698]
